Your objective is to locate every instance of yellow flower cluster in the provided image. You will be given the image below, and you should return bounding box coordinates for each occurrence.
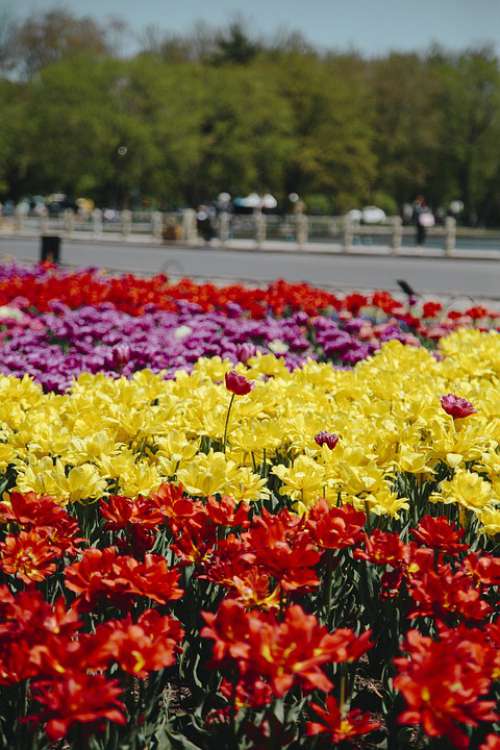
[0,330,498,535]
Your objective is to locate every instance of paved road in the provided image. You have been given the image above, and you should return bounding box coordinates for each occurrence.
[1,235,499,299]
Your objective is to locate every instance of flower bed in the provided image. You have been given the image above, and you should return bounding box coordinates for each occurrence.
[0,303,418,392]
[0,319,498,748]
[1,261,499,322]
[0,264,498,392]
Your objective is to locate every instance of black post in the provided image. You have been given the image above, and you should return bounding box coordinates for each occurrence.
[40,235,61,264]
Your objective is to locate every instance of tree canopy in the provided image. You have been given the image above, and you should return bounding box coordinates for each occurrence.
[1,9,500,223]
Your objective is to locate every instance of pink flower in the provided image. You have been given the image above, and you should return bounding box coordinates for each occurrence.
[440,394,476,419]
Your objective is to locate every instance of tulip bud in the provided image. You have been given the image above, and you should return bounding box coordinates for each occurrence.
[314,431,339,450]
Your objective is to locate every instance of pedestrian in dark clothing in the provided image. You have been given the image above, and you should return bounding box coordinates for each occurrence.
[196,205,215,244]
[412,196,434,246]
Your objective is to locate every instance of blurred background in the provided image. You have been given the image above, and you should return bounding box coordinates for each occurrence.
[1,0,500,227]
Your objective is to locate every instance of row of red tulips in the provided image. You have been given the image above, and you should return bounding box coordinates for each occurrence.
[1,263,498,331]
[0,480,498,749]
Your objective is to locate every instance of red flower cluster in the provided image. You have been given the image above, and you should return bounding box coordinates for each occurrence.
[2,265,498,328]
[196,503,369,609]
[0,271,343,318]
[31,673,126,740]
[0,587,81,684]
[239,509,321,592]
[0,492,84,582]
[394,628,498,749]
[64,547,183,609]
[307,500,365,550]
[354,516,496,624]
[406,560,493,621]
[0,553,184,741]
[87,609,184,678]
[0,482,497,747]
[168,494,250,568]
[347,512,498,747]
[202,600,373,702]
[354,529,405,566]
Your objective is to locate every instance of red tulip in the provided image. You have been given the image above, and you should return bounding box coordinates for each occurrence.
[31,672,126,740]
[224,370,253,395]
[441,394,476,419]
[411,515,468,554]
[307,695,380,743]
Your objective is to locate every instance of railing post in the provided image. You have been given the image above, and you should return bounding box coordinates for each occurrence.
[14,205,24,233]
[63,209,74,237]
[121,209,132,238]
[219,211,230,245]
[444,216,456,256]
[296,213,309,248]
[92,208,103,237]
[391,215,403,255]
[152,211,163,240]
[182,209,197,244]
[39,207,49,235]
[342,215,353,253]
[255,211,266,248]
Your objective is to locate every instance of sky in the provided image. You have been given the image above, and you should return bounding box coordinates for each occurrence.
[9,0,500,56]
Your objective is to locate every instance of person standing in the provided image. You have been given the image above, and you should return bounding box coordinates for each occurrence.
[412,196,434,246]
[196,205,215,244]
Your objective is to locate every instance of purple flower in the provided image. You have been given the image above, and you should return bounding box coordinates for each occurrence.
[236,343,257,363]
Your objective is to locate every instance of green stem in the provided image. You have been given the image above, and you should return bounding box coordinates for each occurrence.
[324,549,336,627]
[229,672,238,743]
[339,673,347,715]
[223,393,236,454]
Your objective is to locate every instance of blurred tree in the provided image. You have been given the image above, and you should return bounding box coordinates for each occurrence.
[138,21,219,64]
[0,9,17,73]
[8,8,126,79]
[434,47,500,224]
[267,29,317,58]
[188,64,295,203]
[0,78,26,196]
[1,9,500,224]
[367,52,443,208]
[11,57,132,202]
[271,53,376,211]
[210,21,262,65]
